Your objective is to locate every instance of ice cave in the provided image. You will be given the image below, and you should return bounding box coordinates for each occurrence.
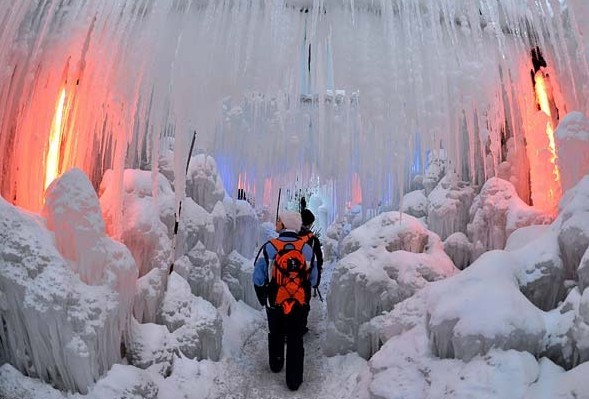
[1,0,589,398]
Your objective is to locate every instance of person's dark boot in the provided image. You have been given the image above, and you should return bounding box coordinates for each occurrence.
[268,333,284,372]
[286,378,301,391]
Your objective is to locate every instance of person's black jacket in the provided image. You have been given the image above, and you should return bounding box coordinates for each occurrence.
[299,227,323,288]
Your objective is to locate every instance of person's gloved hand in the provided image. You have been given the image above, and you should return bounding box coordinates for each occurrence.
[254,284,268,307]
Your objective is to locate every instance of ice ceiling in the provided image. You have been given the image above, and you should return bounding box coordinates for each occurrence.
[0,0,588,222]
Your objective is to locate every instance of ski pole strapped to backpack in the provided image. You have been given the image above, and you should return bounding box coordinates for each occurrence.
[268,238,311,315]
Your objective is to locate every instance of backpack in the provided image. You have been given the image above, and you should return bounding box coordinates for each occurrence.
[268,238,310,315]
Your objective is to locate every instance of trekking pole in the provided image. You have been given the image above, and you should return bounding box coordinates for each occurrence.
[313,287,323,302]
[275,187,282,223]
[168,130,197,275]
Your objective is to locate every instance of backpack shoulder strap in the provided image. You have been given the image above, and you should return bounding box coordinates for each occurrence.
[269,238,286,252]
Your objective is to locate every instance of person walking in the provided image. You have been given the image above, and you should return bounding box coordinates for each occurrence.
[253,210,317,391]
[299,208,323,333]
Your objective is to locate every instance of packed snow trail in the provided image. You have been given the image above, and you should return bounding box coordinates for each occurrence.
[208,261,367,399]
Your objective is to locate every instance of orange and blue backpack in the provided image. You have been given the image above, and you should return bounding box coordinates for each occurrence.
[267,238,311,315]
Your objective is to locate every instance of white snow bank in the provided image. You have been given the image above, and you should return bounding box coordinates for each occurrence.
[356,322,539,399]
[524,358,589,399]
[467,177,552,260]
[355,282,589,399]
[427,250,546,360]
[326,211,457,356]
[157,357,219,399]
[510,226,566,311]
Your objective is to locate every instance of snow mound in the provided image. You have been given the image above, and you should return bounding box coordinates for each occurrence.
[426,250,546,361]
[325,211,457,355]
[0,364,67,399]
[511,227,566,311]
[355,319,539,399]
[90,364,159,399]
[467,177,552,260]
[358,291,428,359]
[127,320,175,375]
[159,273,222,361]
[401,189,427,219]
[524,358,589,399]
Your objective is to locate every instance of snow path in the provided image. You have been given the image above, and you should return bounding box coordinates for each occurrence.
[208,261,367,399]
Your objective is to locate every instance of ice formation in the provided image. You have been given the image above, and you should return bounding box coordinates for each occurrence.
[467,177,553,260]
[555,112,589,194]
[427,174,475,241]
[425,175,589,365]
[222,250,263,311]
[400,189,427,220]
[325,211,458,356]
[1,0,589,397]
[0,170,137,393]
[159,273,223,362]
[442,232,473,270]
[99,169,174,277]
[173,242,225,308]
[222,198,259,259]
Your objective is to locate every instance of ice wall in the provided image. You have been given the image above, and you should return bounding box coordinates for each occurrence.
[1,1,588,222]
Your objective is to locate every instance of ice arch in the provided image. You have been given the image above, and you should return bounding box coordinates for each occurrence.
[0,0,588,222]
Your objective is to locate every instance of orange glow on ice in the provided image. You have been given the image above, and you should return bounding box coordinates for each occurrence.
[534,71,561,184]
[529,69,561,213]
[44,88,67,190]
[534,72,552,117]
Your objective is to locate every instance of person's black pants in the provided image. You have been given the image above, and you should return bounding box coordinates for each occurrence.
[266,304,308,390]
